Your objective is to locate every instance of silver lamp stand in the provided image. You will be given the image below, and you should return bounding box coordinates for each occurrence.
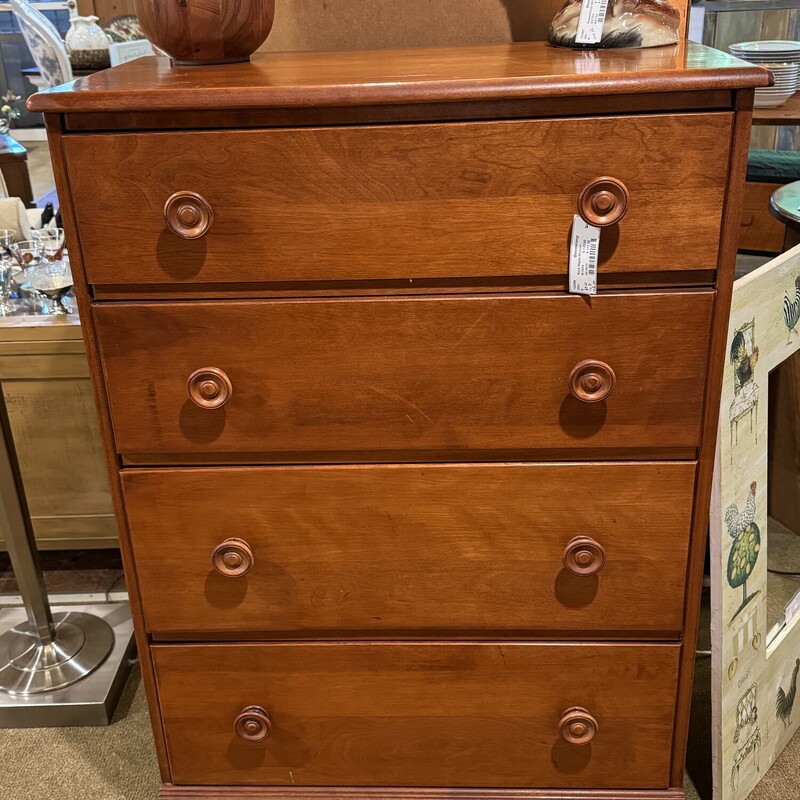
[0,389,134,727]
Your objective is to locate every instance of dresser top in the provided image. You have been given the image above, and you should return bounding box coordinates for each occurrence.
[29,41,769,114]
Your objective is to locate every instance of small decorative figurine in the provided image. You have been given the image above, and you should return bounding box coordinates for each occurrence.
[65,15,111,70]
[549,0,680,50]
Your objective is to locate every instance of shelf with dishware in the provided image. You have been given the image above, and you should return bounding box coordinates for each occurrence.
[729,40,800,109]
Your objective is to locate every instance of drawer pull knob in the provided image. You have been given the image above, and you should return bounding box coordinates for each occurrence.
[187,367,232,409]
[569,360,615,403]
[563,536,606,576]
[212,538,254,578]
[560,707,598,745]
[164,191,214,239]
[578,177,629,227]
[234,706,271,742]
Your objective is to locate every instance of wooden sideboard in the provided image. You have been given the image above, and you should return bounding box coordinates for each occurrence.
[0,315,115,551]
[29,41,768,800]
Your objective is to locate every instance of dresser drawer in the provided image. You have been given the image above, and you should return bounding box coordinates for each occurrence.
[65,114,730,290]
[94,291,713,463]
[124,462,695,637]
[152,641,678,788]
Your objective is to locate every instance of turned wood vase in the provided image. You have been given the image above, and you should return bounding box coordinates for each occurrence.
[135,0,275,65]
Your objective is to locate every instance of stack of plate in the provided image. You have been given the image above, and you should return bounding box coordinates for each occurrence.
[729,41,800,108]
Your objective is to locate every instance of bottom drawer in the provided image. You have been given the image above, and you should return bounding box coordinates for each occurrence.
[153,642,679,788]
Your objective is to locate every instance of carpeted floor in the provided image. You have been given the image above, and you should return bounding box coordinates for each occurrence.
[1,644,799,800]
[0,664,160,800]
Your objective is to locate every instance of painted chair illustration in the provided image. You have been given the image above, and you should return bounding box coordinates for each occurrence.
[729,318,759,455]
[730,683,761,797]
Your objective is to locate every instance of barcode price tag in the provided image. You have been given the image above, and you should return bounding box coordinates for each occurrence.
[785,587,800,626]
[569,215,600,296]
[576,0,610,45]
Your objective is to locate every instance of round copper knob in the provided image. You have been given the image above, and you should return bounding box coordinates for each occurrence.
[569,360,615,403]
[563,536,606,577]
[164,191,214,239]
[212,538,254,578]
[187,367,232,409]
[234,706,271,742]
[560,707,598,745]
[578,177,629,227]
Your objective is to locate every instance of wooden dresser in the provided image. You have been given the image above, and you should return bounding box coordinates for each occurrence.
[29,42,769,800]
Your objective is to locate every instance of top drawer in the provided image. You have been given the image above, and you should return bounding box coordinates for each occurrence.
[64,113,731,291]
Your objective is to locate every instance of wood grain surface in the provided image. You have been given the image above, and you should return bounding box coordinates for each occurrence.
[122,461,695,637]
[64,114,731,288]
[159,788,686,800]
[27,41,769,114]
[152,641,680,788]
[61,90,734,135]
[93,291,713,463]
[739,181,785,255]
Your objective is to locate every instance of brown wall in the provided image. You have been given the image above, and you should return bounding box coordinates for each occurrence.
[259,0,688,53]
[260,1,558,52]
[83,0,689,51]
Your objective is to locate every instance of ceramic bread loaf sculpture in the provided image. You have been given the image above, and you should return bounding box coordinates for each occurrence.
[29,41,769,800]
[549,0,681,48]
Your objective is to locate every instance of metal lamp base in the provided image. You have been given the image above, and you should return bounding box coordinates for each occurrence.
[0,602,135,727]
[0,610,114,695]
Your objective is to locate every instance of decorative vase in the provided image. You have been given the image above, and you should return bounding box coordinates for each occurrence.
[549,0,680,50]
[134,0,275,66]
[65,15,111,70]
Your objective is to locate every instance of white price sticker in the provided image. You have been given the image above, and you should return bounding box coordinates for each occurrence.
[576,0,610,45]
[569,215,600,296]
[785,587,800,626]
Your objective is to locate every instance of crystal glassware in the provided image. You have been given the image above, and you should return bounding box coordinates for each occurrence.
[0,228,16,315]
[15,261,74,315]
[32,227,65,261]
[11,239,50,314]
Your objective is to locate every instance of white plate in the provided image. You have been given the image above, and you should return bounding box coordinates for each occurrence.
[731,52,800,59]
[731,52,800,60]
[737,57,800,64]
[731,40,800,53]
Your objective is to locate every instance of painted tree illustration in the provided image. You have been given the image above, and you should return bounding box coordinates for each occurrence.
[726,482,761,620]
